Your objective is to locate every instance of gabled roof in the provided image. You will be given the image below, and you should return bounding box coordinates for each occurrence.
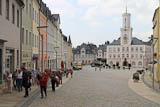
[72,43,97,54]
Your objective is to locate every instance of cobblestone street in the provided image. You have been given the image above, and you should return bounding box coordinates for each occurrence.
[30,66,160,107]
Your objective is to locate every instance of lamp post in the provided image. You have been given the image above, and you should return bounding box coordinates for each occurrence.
[37,26,48,72]
[149,35,158,89]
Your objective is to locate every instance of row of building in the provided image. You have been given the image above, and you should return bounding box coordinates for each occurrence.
[152,7,160,83]
[0,0,72,84]
[73,8,152,69]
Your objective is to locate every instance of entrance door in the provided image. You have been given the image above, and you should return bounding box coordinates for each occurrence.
[5,50,14,73]
[0,49,2,84]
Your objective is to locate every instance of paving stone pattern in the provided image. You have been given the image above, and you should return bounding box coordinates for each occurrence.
[30,66,160,107]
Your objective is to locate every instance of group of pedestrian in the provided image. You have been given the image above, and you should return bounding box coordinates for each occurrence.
[65,69,73,78]
[3,67,74,99]
[38,69,74,98]
[95,66,102,71]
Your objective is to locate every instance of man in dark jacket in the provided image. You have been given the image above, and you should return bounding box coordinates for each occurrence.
[39,73,48,98]
[22,67,31,97]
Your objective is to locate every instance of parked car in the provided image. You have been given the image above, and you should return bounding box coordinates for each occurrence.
[91,63,95,67]
[73,65,80,70]
[137,70,144,74]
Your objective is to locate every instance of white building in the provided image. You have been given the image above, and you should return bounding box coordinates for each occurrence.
[73,43,97,65]
[107,8,151,68]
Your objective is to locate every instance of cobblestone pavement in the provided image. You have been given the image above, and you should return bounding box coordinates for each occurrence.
[30,66,160,107]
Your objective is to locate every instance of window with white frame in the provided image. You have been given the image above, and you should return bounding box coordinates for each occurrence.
[6,0,9,20]
[118,48,120,52]
[17,10,19,27]
[122,54,125,58]
[118,54,120,58]
[12,4,15,24]
[26,0,28,14]
[126,47,129,52]
[140,47,143,52]
[26,30,28,45]
[131,47,134,52]
[138,61,142,66]
[122,47,125,52]
[0,0,2,15]
[136,47,138,52]
[22,28,24,44]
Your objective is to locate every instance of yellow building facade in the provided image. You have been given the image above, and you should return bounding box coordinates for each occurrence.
[32,0,40,70]
[153,8,160,82]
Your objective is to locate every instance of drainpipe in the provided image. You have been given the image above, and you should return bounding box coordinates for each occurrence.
[20,5,24,68]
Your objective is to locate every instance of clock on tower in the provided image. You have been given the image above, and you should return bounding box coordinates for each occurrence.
[123,34,128,44]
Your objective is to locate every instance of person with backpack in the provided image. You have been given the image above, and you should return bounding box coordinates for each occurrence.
[39,72,48,98]
[17,69,23,92]
[50,71,56,92]
[22,67,31,97]
[70,69,73,78]
[55,73,59,87]
[66,69,69,78]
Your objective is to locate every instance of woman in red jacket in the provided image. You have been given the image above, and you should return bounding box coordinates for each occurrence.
[39,73,48,98]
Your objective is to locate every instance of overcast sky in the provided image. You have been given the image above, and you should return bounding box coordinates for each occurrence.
[43,0,159,47]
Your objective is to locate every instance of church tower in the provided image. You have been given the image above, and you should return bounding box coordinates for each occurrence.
[120,7,133,45]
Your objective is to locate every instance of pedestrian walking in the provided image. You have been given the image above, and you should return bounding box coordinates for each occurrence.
[39,73,48,98]
[50,71,56,92]
[55,74,59,87]
[70,69,73,78]
[12,70,17,91]
[95,67,97,71]
[57,70,62,84]
[36,72,40,87]
[17,69,23,92]
[6,72,12,93]
[22,67,31,97]
[66,69,69,78]
[99,66,101,71]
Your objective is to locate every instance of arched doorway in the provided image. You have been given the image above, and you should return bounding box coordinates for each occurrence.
[123,58,128,66]
[138,61,142,67]
[116,62,119,66]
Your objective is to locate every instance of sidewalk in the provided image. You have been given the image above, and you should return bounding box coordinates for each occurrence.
[0,84,38,107]
[142,71,160,94]
[128,74,160,105]
[0,74,73,107]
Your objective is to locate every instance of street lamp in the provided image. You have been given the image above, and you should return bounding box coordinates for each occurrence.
[37,26,48,72]
[149,35,158,89]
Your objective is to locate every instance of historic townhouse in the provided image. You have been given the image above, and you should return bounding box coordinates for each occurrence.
[73,43,97,65]
[107,8,151,68]
[0,0,24,83]
[47,10,60,70]
[52,14,62,69]
[32,0,40,71]
[21,0,33,70]
[96,42,109,60]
